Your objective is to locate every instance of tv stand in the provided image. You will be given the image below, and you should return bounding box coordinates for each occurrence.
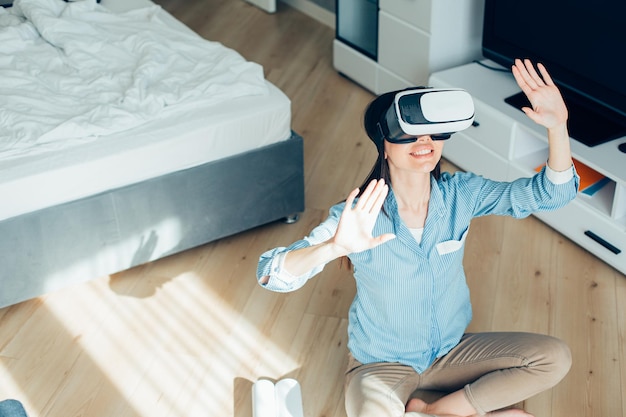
[430,61,626,276]
[505,91,626,148]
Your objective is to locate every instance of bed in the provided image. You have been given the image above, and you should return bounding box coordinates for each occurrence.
[0,0,305,308]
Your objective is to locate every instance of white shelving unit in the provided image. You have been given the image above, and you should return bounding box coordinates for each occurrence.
[430,61,626,275]
[333,0,485,95]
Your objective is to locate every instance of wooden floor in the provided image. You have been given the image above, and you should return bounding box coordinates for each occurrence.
[1,1,625,416]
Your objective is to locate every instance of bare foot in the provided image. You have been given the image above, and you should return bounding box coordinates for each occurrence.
[405,398,534,417]
[406,398,428,412]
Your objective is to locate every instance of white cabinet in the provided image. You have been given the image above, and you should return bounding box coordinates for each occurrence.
[333,0,485,94]
[430,61,626,275]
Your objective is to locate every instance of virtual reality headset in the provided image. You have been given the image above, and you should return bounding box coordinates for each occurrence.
[377,88,475,144]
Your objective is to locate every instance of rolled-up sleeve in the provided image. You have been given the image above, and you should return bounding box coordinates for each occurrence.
[257,246,322,292]
[256,204,343,292]
[545,162,576,185]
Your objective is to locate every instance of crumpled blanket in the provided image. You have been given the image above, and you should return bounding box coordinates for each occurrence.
[0,0,268,158]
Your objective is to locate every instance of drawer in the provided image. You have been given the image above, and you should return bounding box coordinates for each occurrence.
[533,199,626,275]
[379,0,431,32]
[378,11,430,86]
[333,39,377,92]
[376,65,412,95]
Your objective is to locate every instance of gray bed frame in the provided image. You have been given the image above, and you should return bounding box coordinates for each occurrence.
[0,132,304,308]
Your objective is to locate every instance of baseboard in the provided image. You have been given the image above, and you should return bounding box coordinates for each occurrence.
[280,0,335,29]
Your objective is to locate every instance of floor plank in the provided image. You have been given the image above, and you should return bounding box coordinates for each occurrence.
[0,1,624,417]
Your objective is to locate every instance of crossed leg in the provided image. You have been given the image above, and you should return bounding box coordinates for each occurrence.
[345,332,571,417]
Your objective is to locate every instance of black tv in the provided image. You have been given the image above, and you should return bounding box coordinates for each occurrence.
[482,0,626,147]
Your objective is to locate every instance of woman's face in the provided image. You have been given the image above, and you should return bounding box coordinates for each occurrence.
[384,135,444,175]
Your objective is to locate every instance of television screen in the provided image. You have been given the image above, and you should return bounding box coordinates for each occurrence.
[482,0,626,146]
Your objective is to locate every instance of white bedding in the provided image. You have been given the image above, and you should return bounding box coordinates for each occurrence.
[0,0,269,158]
[0,0,292,222]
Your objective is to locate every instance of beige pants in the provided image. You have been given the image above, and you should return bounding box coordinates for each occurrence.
[344,332,571,417]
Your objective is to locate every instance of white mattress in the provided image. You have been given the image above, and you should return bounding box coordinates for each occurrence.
[0,0,292,221]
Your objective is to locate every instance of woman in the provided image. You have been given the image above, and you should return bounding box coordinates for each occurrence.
[257,59,578,417]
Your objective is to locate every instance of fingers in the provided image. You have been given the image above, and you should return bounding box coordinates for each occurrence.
[373,232,396,246]
[345,186,360,209]
[520,106,540,124]
[537,62,555,86]
[354,179,377,210]
[355,179,388,213]
[522,58,544,86]
[512,60,533,97]
[512,58,547,92]
[512,59,548,105]
[337,179,393,252]
[371,180,388,214]
[511,58,568,128]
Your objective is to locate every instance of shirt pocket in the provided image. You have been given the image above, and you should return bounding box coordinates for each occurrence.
[436,227,469,255]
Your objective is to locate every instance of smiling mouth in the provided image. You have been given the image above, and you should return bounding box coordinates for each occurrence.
[410,149,433,156]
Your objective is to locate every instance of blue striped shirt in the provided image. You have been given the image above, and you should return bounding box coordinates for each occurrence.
[257,166,579,372]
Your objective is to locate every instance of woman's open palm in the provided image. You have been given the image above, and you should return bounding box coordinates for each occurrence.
[512,58,568,129]
[332,179,396,254]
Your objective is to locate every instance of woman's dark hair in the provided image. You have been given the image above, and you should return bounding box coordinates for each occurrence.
[357,88,441,195]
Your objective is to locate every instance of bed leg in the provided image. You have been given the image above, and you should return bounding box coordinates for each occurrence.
[282,213,300,224]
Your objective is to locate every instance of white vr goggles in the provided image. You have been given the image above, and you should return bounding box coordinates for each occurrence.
[377,88,475,143]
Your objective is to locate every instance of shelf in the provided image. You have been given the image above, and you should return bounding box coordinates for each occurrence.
[613,184,626,226]
[577,180,615,219]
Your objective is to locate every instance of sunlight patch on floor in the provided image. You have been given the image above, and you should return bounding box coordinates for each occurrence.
[38,270,299,416]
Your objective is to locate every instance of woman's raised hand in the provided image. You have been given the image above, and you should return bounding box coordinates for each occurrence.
[512,58,568,129]
[331,179,396,255]
[512,58,572,172]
